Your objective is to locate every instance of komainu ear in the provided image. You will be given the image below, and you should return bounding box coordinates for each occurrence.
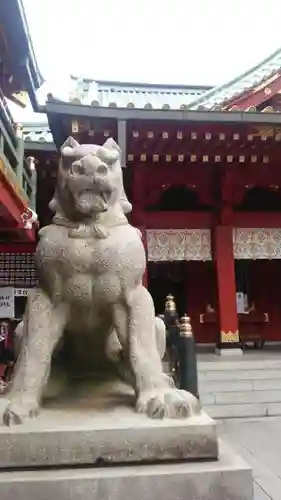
[60,136,80,155]
[103,138,121,155]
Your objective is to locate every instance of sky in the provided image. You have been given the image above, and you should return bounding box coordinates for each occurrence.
[11,0,281,122]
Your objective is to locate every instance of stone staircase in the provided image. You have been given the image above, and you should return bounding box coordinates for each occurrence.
[198,356,281,419]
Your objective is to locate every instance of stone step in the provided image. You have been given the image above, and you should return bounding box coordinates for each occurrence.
[199,379,281,393]
[205,402,281,419]
[165,357,281,419]
[198,359,281,371]
[198,369,281,382]
[200,389,281,406]
[0,441,253,500]
[197,358,281,418]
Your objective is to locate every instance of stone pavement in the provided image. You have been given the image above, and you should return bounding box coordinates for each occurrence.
[219,416,281,500]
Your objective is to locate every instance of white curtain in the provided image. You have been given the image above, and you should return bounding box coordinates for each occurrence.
[146,229,212,261]
[233,228,281,259]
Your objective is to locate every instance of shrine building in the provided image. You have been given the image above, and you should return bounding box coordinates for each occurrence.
[0,0,42,320]
[0,0,42,236]
[20,48,281,353]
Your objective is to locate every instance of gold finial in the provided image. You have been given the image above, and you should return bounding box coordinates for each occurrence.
[179,314,193,337]
[165,293,176,312]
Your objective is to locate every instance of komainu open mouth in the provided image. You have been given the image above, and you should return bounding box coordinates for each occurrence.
[100,191,109,203]
[75,189,112,214]
[99,190,112,204]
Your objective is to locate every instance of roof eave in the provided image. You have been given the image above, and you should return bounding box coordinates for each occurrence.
[16,0,43,90]
[45,101,281,125]
[225,72,281,110]
[24,141,57,152]
[185,47,281,110]
[0,0,44,111]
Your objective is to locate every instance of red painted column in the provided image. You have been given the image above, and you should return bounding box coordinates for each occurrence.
[212,225,239,348]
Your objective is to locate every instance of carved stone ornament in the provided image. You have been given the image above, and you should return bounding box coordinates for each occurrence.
[1,137,201,425]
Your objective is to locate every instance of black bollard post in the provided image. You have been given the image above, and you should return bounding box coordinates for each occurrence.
[178,314,199,399]
[164,294,180,381]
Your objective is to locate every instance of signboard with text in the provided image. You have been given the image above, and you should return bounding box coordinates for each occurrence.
[0,287,15,319]
[14,288,29,297]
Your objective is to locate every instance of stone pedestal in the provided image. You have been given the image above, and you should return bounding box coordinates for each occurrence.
[0,442,253,500]
[0,380,253,499]
[215,347,243,356]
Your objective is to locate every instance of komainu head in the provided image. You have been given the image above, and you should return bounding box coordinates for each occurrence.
[51,136,131,220]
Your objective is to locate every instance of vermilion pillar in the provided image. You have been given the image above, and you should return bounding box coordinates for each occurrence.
[212,225,240,349]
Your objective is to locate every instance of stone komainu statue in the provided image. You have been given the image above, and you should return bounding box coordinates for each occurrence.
[3,137,200,425]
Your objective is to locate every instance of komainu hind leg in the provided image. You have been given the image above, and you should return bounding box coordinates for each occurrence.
[3,288,67,426]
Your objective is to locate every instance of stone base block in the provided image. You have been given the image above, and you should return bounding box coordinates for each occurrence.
[215,347,243,356]
[0,441,253,500]
[0,381,217,467]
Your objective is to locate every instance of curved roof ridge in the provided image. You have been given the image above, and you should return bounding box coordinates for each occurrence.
[185,47,281,110]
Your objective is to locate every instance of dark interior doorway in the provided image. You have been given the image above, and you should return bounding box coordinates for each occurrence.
[147,261,187,316]
[235,186,281,212]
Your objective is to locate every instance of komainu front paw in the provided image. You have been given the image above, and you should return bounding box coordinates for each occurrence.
[136,388,201,419]
[3,398,39,426]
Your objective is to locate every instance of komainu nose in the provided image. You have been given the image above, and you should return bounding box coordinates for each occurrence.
[96,163,108,176]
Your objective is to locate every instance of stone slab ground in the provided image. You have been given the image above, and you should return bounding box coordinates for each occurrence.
[219,416,281,500]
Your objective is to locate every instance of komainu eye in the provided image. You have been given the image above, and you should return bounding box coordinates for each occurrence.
[71,162,85,175]
[106,156,115,168]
